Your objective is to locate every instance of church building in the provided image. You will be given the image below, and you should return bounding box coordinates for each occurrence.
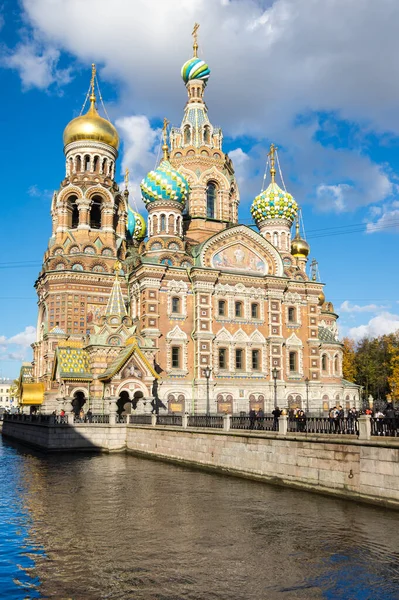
[19,30,360,416]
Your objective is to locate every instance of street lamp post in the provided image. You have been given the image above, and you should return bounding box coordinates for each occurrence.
[203,366,212,415]
[272,367,278,409]
[305,377,310,415]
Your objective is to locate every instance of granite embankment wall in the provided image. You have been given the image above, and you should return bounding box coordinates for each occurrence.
[126,426,399,510]
[1,420,126,452]
[2,420,399,509]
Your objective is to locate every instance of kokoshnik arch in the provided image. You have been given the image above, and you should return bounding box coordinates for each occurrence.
[18,28,360,416]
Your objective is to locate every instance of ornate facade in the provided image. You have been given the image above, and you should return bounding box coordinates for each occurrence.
[21,37,360,416]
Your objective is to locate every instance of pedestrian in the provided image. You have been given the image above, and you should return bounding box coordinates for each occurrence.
[384,403,396,437]
[347,407,357,434]
[60,408,66,424]
[297,409,307,432]
[256,407,264,429]
[86,408,93,423]
[328,407,338,433]
[249,408,256,430]
[79,408,85,423]
[272,406,281,431]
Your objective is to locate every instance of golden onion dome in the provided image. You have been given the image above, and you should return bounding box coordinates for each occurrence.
[291,236,310,258]
[63,97,119,150]
[318,290,326,306]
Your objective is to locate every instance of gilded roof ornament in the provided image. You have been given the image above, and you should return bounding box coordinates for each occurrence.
[162,117,170,161]
[192,22,200,58]
[268,143,277,183]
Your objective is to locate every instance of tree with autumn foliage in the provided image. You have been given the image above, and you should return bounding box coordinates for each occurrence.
[342,337,357,382]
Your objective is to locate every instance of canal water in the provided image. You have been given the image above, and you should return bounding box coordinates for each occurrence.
[1,437,399,600]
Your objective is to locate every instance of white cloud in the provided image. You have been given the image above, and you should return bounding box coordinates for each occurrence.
[2,41,71,90]
[6,0,398,212]
[115,115,161,208]
[348,312,399,341]
[340,301,388,314]
[366,200,399,233]
[7,326,37,347]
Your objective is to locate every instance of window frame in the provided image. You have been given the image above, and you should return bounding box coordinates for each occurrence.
[218,299,226,316]
[171,346,180,369]
[235,301,243,318]
[252,349,260,371]
[288,306,296,323]
[251,303,259,319]
[289,351,297,373]
[171,297,180,314]
[218,348,227,370]
[235,348,244,370]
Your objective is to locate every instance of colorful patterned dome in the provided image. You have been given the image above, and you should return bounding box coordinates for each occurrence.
[181,57,210,84]
[140,160,189,206]
[127,206,146,240]
[250,182,298,225]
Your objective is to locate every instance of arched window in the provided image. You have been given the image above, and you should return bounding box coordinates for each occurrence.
[334,355,339,375]
[171,297,180,313]
[113,198,121,232]
[289,351,297,372]
[160,214,166,232]
[93,155,100,173]
[288,307,296,323]
[84,154,90,171]
[203,125,211,144]
[76,155,82,172]
[184,125,191,145]
[90,195,102,229]
[206,182,216,219]
[321,354,327,372]
[273,232,279,246]
[69,157,73,175]
[235,301,243,318]
[218,300,226,316]
[68,195,79,229]
[102,158,108,175]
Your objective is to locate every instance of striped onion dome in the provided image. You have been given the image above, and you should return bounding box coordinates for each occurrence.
[127,206,146,240]
[181,57,210,84]
[251,181,298,225]
[140,160,189,206]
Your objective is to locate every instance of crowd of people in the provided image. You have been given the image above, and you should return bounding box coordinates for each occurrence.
[247,403,398,436]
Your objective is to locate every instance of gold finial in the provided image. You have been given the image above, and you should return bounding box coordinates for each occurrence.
[89,63,97,108]
[295,214,300,238]
[124,168,129,190]
[114,260,122,278]
[192,22,200,57]
[268,143,277,183]
[162,117,169,160]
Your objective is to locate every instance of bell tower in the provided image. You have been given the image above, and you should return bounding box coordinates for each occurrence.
[33,65,129,384]
[169,24,239,243]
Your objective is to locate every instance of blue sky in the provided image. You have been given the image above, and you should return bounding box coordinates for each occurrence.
[1,0,399,379]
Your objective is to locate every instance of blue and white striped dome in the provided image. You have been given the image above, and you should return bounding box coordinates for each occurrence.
[140,160,189,206]
[181,57,210,84]
[127,206,146,240]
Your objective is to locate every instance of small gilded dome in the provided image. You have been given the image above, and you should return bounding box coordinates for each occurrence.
[181,57,210,84]
[251,182,298,225]
[291,236,310,258]
[318,290,326,306]
[127,206,146,240]
[140,160,189,206]
[63,99,119,150]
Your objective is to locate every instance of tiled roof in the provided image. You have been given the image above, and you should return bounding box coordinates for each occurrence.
[105,276,127,317]
[55,346,92,380]
[318,326,341,345]
[49,325,66,335]
[99,343,158,381]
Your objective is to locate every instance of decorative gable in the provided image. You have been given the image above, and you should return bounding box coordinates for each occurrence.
[198,225,284,277]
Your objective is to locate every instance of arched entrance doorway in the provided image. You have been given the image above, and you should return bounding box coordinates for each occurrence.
[72,391,86,416]
[117,390,130,416]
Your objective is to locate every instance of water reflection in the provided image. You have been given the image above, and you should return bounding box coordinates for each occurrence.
[1,438,399,599]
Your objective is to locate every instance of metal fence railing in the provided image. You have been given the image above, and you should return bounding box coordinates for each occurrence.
[188,415,224,429]
[129,415,152,425]
[156,415,182,426]
[371,418,398,437]
[288,417,359,435]
[230,416,275,431]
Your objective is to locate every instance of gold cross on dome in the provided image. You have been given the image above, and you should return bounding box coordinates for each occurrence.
[192,23,200,57]
[124,168,129,189]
